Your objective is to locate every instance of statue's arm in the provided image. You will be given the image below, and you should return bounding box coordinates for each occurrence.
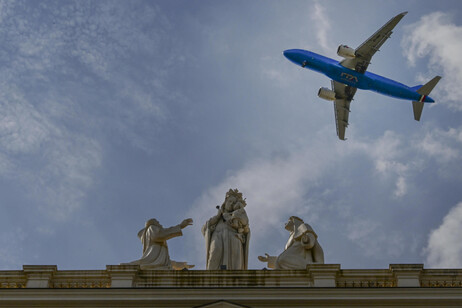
[171,261,195,270]
[258,253,277,269]
[154,218,193,241]
[301,232,316,249]
[180,218,193,229]
[153,225,183,241]
[207,209,223,226]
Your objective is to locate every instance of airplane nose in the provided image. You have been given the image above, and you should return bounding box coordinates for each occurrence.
[283,49,305,65]
[283,49,307,67]
[283,49,295,60]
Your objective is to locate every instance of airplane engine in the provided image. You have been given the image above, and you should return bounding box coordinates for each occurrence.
[318,87,336,101]
[337,45,356,59]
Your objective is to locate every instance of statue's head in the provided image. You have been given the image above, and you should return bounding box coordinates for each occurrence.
[285,216,304,232]
[222,188,246,212]
[233,201,244,210]
[146,218,161,228]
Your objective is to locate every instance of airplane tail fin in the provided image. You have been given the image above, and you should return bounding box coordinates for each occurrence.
[412,76,442,121]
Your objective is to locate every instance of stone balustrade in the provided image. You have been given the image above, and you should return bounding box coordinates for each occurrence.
[0,264,461,289]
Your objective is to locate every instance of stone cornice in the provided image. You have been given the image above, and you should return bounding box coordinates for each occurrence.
[1,287,462,307]
[0,264,461,289]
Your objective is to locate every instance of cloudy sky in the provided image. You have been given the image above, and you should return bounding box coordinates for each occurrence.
[1,0,462,271]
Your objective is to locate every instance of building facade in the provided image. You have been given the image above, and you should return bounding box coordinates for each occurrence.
[1,264,462,307]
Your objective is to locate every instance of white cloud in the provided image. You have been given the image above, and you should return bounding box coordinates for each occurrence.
[364,126,462,196]
[309,1,334,53]
[402,12,462,110]
[347,219,379,242]
[0,88,102,221]
[425,202,462,268]
[347,219,406,258]
[350,130,413,198]
[36,134,102,220]
[416,126,461,164]
[0,1,173,151]
[0,1,180,220]
[394,176,407,198]
[0,92,54,154]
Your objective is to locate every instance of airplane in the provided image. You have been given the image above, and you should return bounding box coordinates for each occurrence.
[283,12,441,140]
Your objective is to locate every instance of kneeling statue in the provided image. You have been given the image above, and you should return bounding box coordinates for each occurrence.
[124,218,194,270]
[258,216,324,269]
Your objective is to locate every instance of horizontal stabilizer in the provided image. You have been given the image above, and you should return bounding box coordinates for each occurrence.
[412,76,442,121]
[417,76,441,96]
[412,101,424,121]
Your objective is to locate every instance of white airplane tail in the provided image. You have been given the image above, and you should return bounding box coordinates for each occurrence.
[412,76,442,121]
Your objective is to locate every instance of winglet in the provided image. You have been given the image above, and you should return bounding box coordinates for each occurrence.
[412,76,442,121]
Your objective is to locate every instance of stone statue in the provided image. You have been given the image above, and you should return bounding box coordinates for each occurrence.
[202,188,250,270]
[258,216,324,269]
[124,218,194,270]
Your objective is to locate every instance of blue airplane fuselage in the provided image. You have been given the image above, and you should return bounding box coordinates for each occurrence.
[283,49,434,103]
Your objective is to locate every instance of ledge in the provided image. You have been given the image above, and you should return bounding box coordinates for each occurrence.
[0,264,461,289]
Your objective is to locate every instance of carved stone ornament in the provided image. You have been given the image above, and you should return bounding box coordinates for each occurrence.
[258,216,324,269]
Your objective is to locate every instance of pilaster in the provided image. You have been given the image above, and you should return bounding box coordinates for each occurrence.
[23,265,57,288]
[106,265,140,287]
[390,264,423,287]
[307,264,341,287]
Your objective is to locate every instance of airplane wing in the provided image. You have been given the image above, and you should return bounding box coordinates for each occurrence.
[332,81,357,140]
[340,12,408,73]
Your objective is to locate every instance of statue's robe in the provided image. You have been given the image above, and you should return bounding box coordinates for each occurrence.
[267,222,324,270]
[202,211,250,270]
[128,224,182,270]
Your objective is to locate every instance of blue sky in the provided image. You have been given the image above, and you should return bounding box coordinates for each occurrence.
[1,0,462,270]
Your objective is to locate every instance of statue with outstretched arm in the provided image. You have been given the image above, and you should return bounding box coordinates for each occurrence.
[123,218,194,270]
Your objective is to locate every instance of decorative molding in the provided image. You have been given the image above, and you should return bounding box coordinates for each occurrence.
[390,264,423,287]
[0,264,461,290]
[1,288,462,307]
[106,265,140,288]
[23,265,57,288]
[307,264,340,287]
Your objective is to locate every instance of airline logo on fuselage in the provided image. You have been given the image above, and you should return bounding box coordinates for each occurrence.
[340,72,358,83]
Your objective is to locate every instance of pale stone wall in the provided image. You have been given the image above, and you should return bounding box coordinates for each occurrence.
[1,264,462,307]
[1,264,462,289]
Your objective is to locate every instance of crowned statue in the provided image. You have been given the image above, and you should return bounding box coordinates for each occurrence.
[202,189,250,270]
